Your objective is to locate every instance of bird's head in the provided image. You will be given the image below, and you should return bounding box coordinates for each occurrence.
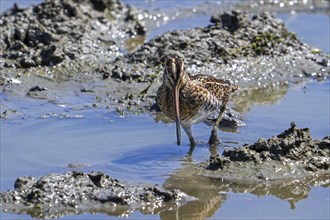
[162,57,186,146]
[163,57,185,88]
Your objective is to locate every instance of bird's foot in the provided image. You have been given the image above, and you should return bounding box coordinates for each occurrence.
[186,139,196,155]
[208,129,220,145]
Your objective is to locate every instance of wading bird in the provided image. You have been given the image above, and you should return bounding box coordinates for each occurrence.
[156,57,238,147]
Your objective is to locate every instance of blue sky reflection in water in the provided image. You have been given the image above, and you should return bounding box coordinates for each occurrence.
[0,1,329,220]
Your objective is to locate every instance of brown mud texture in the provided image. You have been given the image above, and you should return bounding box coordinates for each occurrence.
[1,0,328,123]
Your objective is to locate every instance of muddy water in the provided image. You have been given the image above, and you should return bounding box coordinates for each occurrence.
[1,2,330,220]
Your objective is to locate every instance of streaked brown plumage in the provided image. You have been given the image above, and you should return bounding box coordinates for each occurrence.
[156,57,238,147]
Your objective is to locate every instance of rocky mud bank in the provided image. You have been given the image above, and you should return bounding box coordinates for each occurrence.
[0,171,191,218]
[1,0,329,118]
[161,122,329,219]
[182,122,330,181]
[0,0,147,68]
[110,10,328,83]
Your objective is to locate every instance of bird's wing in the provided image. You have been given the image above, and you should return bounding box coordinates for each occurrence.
[190,74,235,102]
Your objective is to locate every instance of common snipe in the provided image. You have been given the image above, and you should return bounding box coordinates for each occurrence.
[156,57,238,147]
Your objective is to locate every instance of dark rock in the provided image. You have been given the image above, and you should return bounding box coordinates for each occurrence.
[80,88,95,93]
[14,176,35,191]
[27,86,49,99]
[250,138,270,152]
[207,154,229,170]
[40,44,64,65]
[20,57,36,68]
[28,86,47,92]
[25,25,55,47]
[210,10,249,33]
[8,41,27,51]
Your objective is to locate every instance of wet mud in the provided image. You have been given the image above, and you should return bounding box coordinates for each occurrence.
[111,10,328,82]
[232,0,330,14]
[173,122,329,182]
[0,171,191,218]
[0,0,146,68]
[1,1,329,116]
[161,122,330,219]
[1,0,329,218]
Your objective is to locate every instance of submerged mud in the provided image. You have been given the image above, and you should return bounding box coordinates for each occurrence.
[0,171,191,218]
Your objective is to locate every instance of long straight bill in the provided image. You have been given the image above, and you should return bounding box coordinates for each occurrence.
[174,85,181,145]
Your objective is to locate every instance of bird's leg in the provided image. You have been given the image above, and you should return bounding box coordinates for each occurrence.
[186,144,195,156]
[208,105,227,145]
[209,144,219,157]
[182,123,196,152]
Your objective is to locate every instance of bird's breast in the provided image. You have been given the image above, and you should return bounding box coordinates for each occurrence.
[156,84,220,124]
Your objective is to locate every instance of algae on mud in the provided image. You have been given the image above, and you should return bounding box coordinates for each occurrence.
[109,10,329,84]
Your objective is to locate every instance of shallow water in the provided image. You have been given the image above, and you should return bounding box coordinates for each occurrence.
[1,1,330,219]
[278,13,330,54]
[1,80,329,219]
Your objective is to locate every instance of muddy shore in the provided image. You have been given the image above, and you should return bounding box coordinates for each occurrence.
[186,122,329,181]
[0,171,191,218]
[1,0,329,118]
[0,0,329,218]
